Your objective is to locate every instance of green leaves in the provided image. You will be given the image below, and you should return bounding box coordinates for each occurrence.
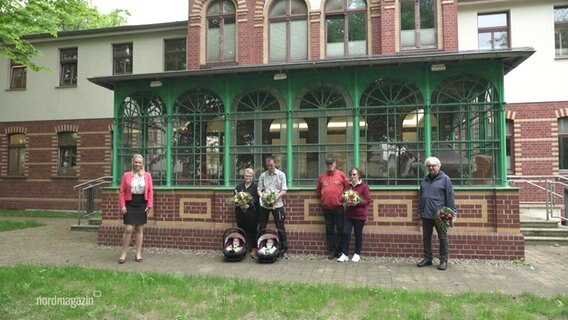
[0,0,129,70]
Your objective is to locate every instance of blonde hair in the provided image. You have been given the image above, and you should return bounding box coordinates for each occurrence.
[131,153,145,175]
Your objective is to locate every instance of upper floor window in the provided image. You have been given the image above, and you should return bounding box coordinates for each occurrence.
[113,43,133,75]
[58,132,77,176]
[206,0,236,62]
[325,0,367,58]
[8,133,25,176]
[269,0,308,62]
[559,117,568,170]
[10,60,26,89]
[400,0,436,50]
[478,12,510,50]
[60,47,78,86]
[555,6,568,57]
[165,38,187,71]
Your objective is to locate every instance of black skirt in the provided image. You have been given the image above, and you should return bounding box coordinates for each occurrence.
[123,194,147,225]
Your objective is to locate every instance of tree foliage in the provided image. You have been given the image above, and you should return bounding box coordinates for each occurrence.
[0,0,129,70]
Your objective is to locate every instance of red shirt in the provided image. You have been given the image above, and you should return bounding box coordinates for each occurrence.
[316,169,349,209]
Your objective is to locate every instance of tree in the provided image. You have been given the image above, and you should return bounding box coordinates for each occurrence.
[0,0,129,70]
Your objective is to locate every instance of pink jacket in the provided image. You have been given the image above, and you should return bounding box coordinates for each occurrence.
[119,171,154,209]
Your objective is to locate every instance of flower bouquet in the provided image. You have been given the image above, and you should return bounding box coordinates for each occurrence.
[434,206,457,231]
[343,189,361,206]
[232,191,252,210]
[261,189,279,208]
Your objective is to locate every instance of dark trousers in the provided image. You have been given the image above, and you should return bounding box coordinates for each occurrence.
[323,206,344,255]
[421,218,449,261]
[258,207,288,252]
[235,208,258,249]
[342,218,365,255]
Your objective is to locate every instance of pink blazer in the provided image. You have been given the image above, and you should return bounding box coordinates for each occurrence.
[119,171,154,209]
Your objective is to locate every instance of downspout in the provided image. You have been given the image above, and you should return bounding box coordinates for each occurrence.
[353,69,360,167]
[224,77,232,187]
[497,62,507,187]
[286,75,293,184]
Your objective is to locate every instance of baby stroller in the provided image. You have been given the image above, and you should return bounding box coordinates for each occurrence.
[256,228,280,263]
[222,227,247,261]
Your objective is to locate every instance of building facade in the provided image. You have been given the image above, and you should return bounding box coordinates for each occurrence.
[1,0,567,259]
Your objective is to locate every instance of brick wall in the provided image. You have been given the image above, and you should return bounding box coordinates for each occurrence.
[0,118,112,210]
[99,188,524,260]
[507,101,568,204]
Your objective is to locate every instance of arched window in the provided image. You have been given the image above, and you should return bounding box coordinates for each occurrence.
[324,0,367,58]
[293,83,353,185]
[360,78,424,185]
[269,0,308,62]
[172,88,225,186]
[431,75,500,185]
[232,88,286,184]
[206,0,236,62]
[117,93,166,185]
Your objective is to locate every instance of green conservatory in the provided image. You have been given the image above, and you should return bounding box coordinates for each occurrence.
[91,49,534,189]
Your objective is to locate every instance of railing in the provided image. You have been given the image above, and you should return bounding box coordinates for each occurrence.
[73,176,113,225]
[507,175,568,221]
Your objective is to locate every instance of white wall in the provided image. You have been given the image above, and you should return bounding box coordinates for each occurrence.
[0,27,186,122]
[458,0,568,104]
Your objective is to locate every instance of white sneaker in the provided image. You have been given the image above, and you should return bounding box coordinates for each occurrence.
[337,253,349,262]
[351,254,361,262]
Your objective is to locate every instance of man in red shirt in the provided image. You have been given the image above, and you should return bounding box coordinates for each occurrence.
[316,157,349,260]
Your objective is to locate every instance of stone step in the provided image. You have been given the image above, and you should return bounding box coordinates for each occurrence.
[520,220,560,229]
[524,237,568,246]
[521,227,568,237]
[70,224,99,232]
[88,217,102,226]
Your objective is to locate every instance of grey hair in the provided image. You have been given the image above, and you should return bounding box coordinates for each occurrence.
[244,168,255,176]
[424,156,441,168]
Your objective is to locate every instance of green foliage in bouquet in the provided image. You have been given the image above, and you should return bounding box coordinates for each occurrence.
[434,206,457,231]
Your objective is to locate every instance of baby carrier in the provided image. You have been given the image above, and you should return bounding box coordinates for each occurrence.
[256,228,280,263]
[222,227,247,261]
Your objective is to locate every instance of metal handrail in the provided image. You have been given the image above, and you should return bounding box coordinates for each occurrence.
[74,176,113,225]
[507,175,567,221]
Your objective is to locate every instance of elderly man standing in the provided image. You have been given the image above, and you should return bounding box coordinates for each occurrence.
[316,157,349,260]
[417,156,455,271]
[258,156,289,258]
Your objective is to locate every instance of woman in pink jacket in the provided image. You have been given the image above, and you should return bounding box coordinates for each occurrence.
[118,153,153,264]
[337,167,371,263]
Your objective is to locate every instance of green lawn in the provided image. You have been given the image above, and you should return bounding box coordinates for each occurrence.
[0,220,44,232]
[0,209,77,218]
[0,264,566,320]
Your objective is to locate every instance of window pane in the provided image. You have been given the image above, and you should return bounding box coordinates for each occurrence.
[165,38,186,71]
[270,22,287,62]
[554,7,568,23]
[478,13,507,28]
[494,31,509,49]
[224,20,236,60]
[207,23,220,61]
[555,25,568,56]
[419,0,435,29]
[8,133,25,176]
[290,20,307,60]
[327,17,345,57]
[270,0,286,16]
[290,0,307,14]
[348,0,366,10]
[560,118,568,169]
[325,0,344,12]
[348,13,366,55]
[478,32,492,50]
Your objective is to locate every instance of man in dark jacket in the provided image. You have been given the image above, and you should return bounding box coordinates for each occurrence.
[417,156,455,271]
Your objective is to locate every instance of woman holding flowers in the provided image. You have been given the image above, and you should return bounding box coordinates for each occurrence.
[234,168,259,258]
[417,156,455,271]
[337,167,371,263]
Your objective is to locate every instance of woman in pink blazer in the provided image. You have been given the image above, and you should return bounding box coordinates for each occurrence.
[118,153,153,264]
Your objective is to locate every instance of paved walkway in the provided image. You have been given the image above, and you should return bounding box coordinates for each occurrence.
[1,217,567,297]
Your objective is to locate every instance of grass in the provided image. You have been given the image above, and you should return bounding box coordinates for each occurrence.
[0,209,77,219]
[0,209,71,232]
[0,220,44,232]
[0,264,567,320]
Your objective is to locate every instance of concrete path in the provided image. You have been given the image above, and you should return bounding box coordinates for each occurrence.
[0,217,567,297]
